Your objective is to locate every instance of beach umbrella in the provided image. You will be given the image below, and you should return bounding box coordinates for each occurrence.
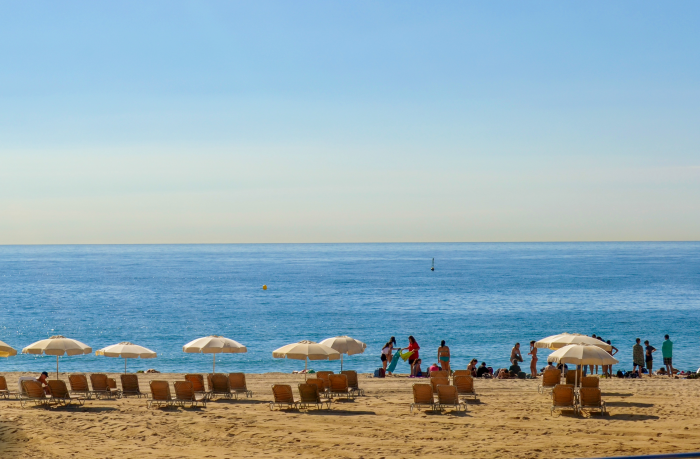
[272,340,340,380]
[319,336,366,371]
[182,335,247,373]
[0,340,17,358]
[95,342,157,374]
[547,344,619,388]
[22,335,92,379]
[535,333,612,352]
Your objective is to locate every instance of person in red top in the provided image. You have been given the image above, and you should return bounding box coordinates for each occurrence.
[403,336,420,376]
[37,371,51,395]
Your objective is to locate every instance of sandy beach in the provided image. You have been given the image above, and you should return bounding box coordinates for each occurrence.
[1,371,699,458]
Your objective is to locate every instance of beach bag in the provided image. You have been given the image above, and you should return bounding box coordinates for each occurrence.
[374,368,385,378]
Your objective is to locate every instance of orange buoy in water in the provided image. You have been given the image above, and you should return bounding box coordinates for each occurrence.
[262,285,267,290]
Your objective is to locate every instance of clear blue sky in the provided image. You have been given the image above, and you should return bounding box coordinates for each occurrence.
[1,1,698,243]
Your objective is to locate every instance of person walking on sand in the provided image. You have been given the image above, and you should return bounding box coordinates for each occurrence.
[437,340,451,374]
[644,340,656,377]
[633,338,645,377]
[510,343,523,364]
[402,336,420,377]
[528,341,538,377]
[662,334,674,378]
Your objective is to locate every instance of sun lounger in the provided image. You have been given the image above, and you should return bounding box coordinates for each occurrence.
[120,374,146,398]
[565,369,583,387]
[436,385,467,412]
[410,383,436,413]
[298,383,331,410]
[269,384,298,410]
[90,374,121,399]
[228,373,253,399]
[453,375,477,400]
[68,374,93,399]
[316,371,334,390]
[551,384,578,415]
[305,378,327,396]
[429,370,449,378]
[580,376,599,389]
[341,370,364,396]
[185,374,210,399]
[452,370,471,378]
[538,368,562,394]
[579,387,606,414]
[430,376,450,393]
[0,375,18,399]
[47,380,86,406]
[328,374,354,400]
[20,380,51,408]
[173,381,207,408]
[147,380,174,408]
[209,373,232,399]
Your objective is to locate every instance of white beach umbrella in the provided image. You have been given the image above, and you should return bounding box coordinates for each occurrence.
[22,335,92,379]
[319,336,366,371]
[0,340,17,358]
[535,333,612,352]
[547,344,619,388]
[95,342,157,374]
[272,340,340,380]
[183,335,247,373]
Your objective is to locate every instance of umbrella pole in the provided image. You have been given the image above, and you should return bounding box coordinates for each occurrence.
[341,354,343,372]
[213,354,216,373]
[305,358,308,381]
[56,356,59,380]
[125,358,127,374]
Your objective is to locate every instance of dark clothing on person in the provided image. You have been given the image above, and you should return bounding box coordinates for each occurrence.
[477,365,489,377]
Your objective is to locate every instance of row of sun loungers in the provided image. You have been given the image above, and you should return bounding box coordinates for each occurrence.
[537,369,607,415]
[269,371,366,410]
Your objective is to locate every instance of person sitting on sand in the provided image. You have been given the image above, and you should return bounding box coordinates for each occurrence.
[428,363,440,375]
[467,358,478,377]
[413,359,423,377]
[508,359,522,377]
[476,362,489,378]
[656,367,667,376]
[37,371,51,395]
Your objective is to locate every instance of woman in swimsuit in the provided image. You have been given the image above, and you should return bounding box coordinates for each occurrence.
[437,340,450,373]
[466,358,478,377]
[381,341,394,373]
[528,340,538,377]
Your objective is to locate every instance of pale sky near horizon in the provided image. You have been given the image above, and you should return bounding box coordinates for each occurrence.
[1,1,699,243]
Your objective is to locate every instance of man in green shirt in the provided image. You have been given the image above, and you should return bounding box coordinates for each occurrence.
[662,334,674,378]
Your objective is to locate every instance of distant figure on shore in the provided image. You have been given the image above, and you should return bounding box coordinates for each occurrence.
[645,340,656,376]
[413,359,423,377]
[467,358,478,377]
[37,371,51,395]
[510,343,523,363]
[437,340,451,373]
[528,341,538,377]
[662,334,674,378]
[633,338,645,377]
[402,336,420,377]
[381,340,394,373]
[605,340,619,376]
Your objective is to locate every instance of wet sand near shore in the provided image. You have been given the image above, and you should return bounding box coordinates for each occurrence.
[1,371,698,458]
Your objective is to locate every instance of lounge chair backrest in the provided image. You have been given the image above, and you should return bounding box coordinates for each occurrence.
[579,387,602,406]
[185,374,206,392]
[272,384,294,404]
[174,381,195,401]
[107,378,118,390]
[329,374,348,392]
[552,384,575,406]
[0,375,7,391]
[453,375,474,393]
[91,374,109,391]
[412,383,434,404]
[121,374,140,393]
[210,373,230,392]
[340,370,358,389]
[149,380,171,401]
[47,380,69,398]
[565,369,583,386]
[69,374,89,392]
[452,370,470,377]
[430,377,450,393]
[298,383,320,403]
[437,385,458,404]
[23,380,46,399]
[430,370,449,378]
[306,378,325,394]
[581,376,599,388]
[316,371,334,388]
[228,373,247,391]
[543,368,561,386]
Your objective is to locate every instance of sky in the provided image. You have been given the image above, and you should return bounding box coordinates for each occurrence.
[1,1,699,243]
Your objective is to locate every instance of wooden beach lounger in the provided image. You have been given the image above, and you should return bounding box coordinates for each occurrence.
[20,380,51,408]
[328,374,354,400]
[429,370,449,378]
[436,385,467,412]
[551,384,578,415]
[581,376,599,389]
[316,371,334,391]
[0,375,18,399]
[341,370,364,396]
[185,374,210,399]
[410,383,436,413]
[209,373,233,399]
[538,368,562,394]
[120,374,146,398]
[269,384,298,410]
[565,369,583,387]
[147,380,174,408]
[228,373,253,399]
[579,387,606,414]
[68,374,93,399]
[453,375,477,400]
[47,380,86,407]
[298,383,331,410]
[305,378,327,396]
[90,374,121,399]
[173,381,207,408]
[430,376,450,394]
[452,370,471,378]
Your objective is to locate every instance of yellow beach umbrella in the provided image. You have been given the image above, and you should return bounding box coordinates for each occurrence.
[535,333,612,352]
[183,335,247,373]
[0,340,17,358]
[319,336,366,371]
[22,335,92,379]
[272,340,340,380]
[95,342,157,374]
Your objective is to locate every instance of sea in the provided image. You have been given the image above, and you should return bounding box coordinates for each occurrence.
[0,243,698,375]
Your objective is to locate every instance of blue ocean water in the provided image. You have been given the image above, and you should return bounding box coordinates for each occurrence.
[0,243,698,375]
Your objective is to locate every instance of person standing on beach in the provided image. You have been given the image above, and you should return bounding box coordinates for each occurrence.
[381,341,394,373]
[633,338,645,377]
[644,340,656,377]
[403,336,420,377]
[528,341,538,377]
[662,335,674,378]
[510,343,523,363]
[437,340,451,373]
[606,340,619,377]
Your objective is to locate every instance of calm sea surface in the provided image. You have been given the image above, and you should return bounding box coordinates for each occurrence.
[0,243,698,375]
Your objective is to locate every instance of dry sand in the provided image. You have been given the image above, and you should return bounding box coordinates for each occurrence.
[0,371,698,458]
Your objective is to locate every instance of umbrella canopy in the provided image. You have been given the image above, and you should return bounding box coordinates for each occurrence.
[22,335,92,379]
[547,344,619,366]
[273,340,340,379]
[96,342,157,374]
[535,333,612,352]
[0,340,17,358]
[319,336,366,371]
[182,335,247,373]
